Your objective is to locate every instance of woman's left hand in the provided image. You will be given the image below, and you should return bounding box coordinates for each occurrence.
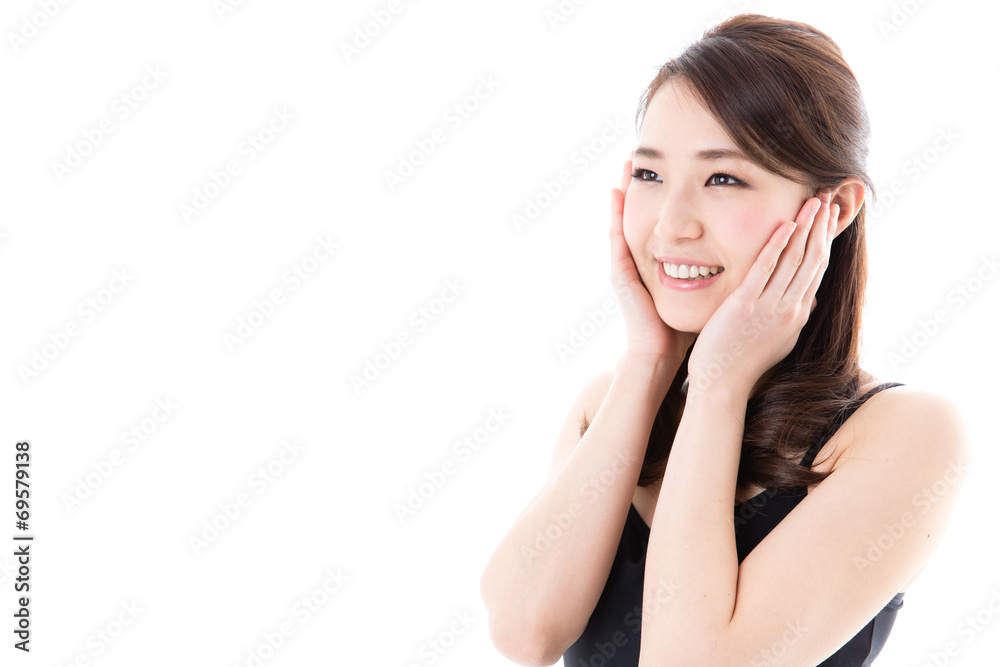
[686,192,840,398]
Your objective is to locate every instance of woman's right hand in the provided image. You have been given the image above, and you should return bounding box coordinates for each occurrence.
[609,151,697,372]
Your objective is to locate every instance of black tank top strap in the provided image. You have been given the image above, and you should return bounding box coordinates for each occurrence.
[799,381,905,469]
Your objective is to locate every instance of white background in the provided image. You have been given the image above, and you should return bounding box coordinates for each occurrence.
[1,0,998,665]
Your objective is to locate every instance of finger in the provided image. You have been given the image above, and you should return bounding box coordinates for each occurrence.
[620,156,632,194]
[612,156,634,281]
[609,188,630,290]
[609,187,647,304]
[764,193,824,299]
[785,197,835,306]
[609,187,623,238]
[742,219,798,301]
[800,203,838,311]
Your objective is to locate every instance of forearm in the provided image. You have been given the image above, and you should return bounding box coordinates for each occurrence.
[482,354,678,655]
[639,384,749,664]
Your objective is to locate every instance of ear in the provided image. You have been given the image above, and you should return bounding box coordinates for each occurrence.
[826,177,866,239]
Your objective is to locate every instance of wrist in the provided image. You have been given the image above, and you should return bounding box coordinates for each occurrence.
[616,352,682,396]
[685,374,751,407]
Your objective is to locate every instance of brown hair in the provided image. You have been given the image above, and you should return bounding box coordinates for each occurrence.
[588,14,878,499]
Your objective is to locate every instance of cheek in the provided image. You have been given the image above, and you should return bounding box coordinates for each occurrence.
[721,210,762,245]
[719,207,785,269]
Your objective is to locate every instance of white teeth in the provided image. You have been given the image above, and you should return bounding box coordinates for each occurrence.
[662,262,723,280]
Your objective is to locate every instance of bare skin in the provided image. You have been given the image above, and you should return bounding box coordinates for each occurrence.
[580,368,927,593]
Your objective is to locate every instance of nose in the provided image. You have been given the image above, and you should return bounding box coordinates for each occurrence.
[652,183,702,241]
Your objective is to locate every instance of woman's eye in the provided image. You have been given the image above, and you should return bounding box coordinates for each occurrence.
[630,168,659,181]
[630,169,745,186]
[707,172,744,187]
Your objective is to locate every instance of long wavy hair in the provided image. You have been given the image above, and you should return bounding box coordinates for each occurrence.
[590,14,878,497]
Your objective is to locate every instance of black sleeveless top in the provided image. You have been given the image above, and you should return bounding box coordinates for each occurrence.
[563,382,906,666]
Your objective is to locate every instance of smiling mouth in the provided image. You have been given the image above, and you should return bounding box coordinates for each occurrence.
[661,262,724,280]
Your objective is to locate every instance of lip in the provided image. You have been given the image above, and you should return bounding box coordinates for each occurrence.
[658,261,724,291]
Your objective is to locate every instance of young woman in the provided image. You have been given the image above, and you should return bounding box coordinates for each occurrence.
[480,14,969,667]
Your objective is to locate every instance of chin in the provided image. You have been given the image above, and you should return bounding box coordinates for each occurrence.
[669,322,703,335]
[655,305,704,334]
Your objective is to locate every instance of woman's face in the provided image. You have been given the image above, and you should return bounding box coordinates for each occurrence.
[623,79,815,333]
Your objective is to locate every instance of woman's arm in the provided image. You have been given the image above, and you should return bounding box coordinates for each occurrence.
[638,380,748,662]
[637,381,970,666]
[480,352,678,666]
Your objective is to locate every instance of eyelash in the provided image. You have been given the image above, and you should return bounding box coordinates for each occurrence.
[630,168,747,187]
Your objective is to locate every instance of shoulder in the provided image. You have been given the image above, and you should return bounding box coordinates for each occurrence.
[723,384,971,658]
[851,384,969,451]
[576,369,616,436]
[537,368,617,486]
[838,384,972,487]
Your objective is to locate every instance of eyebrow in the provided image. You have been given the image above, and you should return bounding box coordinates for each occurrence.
[633,145,753,163]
